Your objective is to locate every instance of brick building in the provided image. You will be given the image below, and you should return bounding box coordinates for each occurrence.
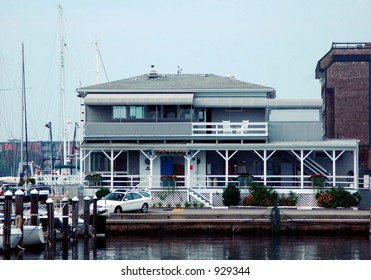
[315,42,371,173]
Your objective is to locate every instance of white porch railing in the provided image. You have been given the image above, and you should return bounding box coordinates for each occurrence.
[192,121,268,137]
[34,172,362,191]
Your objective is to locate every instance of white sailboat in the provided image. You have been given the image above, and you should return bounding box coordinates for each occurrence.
[0,225,22,250]
[21,225,45,247]
[0,212,46,248]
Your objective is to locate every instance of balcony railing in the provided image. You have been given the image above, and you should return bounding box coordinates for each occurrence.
[192,121,268,137]
[84,121,268,139]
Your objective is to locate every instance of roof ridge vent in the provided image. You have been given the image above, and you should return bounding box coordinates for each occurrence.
[148,65,159,79]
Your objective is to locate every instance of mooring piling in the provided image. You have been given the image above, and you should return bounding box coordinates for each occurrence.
[83,196,90,237]
[71,196,79,241]
[2,191,12,254]
[15,189,24,248]
[46,198,55,245]
[30,189,39,226]
[62,196,69,241]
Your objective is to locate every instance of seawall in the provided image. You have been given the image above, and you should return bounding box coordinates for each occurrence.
[104,207,371,235]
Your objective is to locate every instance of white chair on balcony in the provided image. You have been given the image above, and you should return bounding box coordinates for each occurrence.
[238,120,249,134]
[222,120,232,134]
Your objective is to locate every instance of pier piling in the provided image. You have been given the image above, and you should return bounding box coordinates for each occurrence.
[62,196,69,241]
[3,191,12,254]
[83,196,90,237]
[46,198,55,245]
[30,189,39,226]
[15,189,24,248]
[71,196,79,241]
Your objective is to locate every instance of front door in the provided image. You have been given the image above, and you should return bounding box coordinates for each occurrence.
[161,156,173,176]
[160,156,185,186]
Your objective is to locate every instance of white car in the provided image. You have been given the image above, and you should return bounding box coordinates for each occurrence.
[91,191,153,214]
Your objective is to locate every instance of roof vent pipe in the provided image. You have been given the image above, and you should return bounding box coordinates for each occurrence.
[148,65,158,79]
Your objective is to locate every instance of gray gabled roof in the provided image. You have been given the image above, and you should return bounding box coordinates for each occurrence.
[77,73,275,93]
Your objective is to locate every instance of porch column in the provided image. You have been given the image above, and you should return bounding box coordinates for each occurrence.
[324,150,344,187]
[185,150,199,189]
[102,149,124,191]
[291,150,312,189]
[216,150,238,186]
[254,150,275,186]
[186,156,191,188]
[300,150,304,188]
[81,150,92,185]
[354,143,359,189]
[225,150,229,185]
[141,150,156,189]
[110,150,114,191]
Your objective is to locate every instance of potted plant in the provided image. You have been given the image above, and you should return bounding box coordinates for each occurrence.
[85,173,102,186]
[161,175,177,192]
[310,173,327,187]
[237,174,253,187]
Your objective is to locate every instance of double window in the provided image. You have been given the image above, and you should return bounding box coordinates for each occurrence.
[112,105,197,121]
[113,106,144,120]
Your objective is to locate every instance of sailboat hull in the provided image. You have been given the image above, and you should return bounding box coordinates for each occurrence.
[0,227,22,250]
[22,225,46,247]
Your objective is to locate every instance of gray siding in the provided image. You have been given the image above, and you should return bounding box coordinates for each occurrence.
[210,108,265,122]
[86,105,112,122]
[269,122,323,141]
[85,123,193,137]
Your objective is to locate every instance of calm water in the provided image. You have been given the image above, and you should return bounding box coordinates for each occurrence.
[3,233,371,260]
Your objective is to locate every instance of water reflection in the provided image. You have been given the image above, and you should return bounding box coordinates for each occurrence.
[4,234,371,260]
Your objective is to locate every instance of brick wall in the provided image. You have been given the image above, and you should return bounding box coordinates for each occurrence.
[317,47,371,170]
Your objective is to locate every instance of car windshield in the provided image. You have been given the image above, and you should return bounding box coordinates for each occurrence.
[103,192,125,201]
[139,191,150,197]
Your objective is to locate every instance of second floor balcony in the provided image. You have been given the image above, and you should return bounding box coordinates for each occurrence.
[83,121,269,141]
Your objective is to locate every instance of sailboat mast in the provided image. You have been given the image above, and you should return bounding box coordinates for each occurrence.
[95,42,100,84]
[20,44,24,179]
[20,43,29,180]
[59,5,67,166]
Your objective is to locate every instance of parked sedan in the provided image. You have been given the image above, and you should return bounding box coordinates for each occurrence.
[92,191,153,214]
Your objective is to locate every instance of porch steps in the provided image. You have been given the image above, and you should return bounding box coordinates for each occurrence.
[188,189,211,207]
[358,188,371,210]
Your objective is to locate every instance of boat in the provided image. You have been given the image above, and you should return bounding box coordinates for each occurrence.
[21,224,46,248]
[24,203,85,239]
[0,224,22,250]
[0,213,46,248]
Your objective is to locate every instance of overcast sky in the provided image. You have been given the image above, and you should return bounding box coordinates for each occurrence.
[1,0,371,142]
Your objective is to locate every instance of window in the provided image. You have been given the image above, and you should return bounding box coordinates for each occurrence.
[146,105,158,119]
[164,105,177,118]
[179,105,194,119]
[113,106,127,119]
[129,106,144,119]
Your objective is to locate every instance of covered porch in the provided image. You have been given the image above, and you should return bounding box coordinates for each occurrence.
[79,139,360,191]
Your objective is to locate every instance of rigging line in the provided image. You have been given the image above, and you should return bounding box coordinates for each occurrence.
[97,43,109,82]
[61,6,88,85]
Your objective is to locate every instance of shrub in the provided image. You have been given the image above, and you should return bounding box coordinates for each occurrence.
[242,183,278,206]
[222,183,241,206]
[317,192,334,208]
[278,191,299,206]
[95,187,110,200]
[192,201,199,208]
[315,187,361,208]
